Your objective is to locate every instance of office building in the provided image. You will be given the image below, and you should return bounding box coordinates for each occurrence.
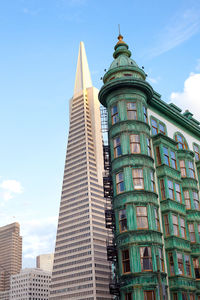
[10,268,51,300]
[50,42,112,299]
[0,222,22,292]
[36,254,54,273]
[99,34,200,299]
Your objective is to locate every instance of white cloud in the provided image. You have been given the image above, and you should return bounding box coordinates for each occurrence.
[21,216,57,263]
[0,179,23,201]
[147,6,200,58]
[170,72,200,120]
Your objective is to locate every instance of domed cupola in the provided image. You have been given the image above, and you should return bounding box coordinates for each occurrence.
[103,34,146,84]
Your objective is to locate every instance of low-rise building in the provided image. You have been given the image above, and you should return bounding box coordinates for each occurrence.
[36,253,54,273]
[10,268,51,300]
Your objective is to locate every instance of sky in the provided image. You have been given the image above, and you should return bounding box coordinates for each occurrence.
[0,0,200,268]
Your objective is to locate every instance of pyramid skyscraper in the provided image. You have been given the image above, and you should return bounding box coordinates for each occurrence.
[50,42,112,299]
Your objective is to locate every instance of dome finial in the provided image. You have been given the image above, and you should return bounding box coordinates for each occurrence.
[117,24,125,44]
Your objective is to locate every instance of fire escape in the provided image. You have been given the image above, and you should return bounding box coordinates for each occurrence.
[101,106,120,298]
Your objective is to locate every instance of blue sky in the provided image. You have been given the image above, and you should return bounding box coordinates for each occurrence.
[0,0,200,268]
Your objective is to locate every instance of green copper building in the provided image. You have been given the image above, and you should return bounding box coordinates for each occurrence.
[99,35,200,300]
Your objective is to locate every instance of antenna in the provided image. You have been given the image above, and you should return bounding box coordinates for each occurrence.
[118,24,121,35]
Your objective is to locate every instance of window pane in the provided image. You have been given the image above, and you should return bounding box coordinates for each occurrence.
[189,161,195,179]
[185,254,191,276]
[193,191,199,210]
[171,151,177,169]
[125,293,132,300]
[168,252,174,275]
[144,290,155,300]
[143,106,148,123]
[175,183,182,202]
[180,217,186,238]
[130,134,140,153]
[163,147,170,165]
[122,249,130,273]
[188,223,196,242]
[137,207,148,229]
[164,215,170,235]
[180,160,186,177]
[127,102,137,120]
[177,253,184,275]
[154,208,160,231]
[168,180,174,199]
[151,119,158,135]
[114,137,122,158]
[116,172,124,194]
[159,123,165,134]
[111,105,119,124]
[133,169,144,190]
[172,215,179,236]
[119,209,127,232]
[184,190,191,209]
[140,247,152,271]
[150,171,155,192]
[147,138,151,156]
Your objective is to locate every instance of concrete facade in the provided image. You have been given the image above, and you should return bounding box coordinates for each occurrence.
[0,222,22,292]
[10,268,51,300]
[36,254,54,273]
[50,42,112,299]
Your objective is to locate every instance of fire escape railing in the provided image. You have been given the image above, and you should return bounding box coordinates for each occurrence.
[103,144,120,297]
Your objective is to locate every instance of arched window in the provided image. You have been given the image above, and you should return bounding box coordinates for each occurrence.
[174,132,188,150]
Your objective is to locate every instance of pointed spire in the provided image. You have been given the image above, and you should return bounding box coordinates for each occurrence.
[74,42,92,95]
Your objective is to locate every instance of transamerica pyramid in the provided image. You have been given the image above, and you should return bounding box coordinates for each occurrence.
[50,42,113,299]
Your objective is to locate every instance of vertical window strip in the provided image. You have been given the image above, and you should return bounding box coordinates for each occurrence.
[177,253,184,275]
[111,105,119,124]
[172,214,179,236]
[156,146,161,165]
[130,134,140,153]
[185,254,191,276]
[158,248,164,272]
[193,191,199,210]
[184,190,191,209]
[189,161,195,178]
[170,150,177,169]
[163,147,170,166]
[125,292,132,300]
[188,223,195,242]
[132,168,144,190]
[151,119,158,135]
[143,106,148,123]
[116,172,124,194]
[147,138,152,156]
[175,183,182,203]
[180,160,186,177]
[164,215,170,236]
[122,249,130,273]
[127,102,137,120]
[119,209,127,232]
[113,136,122,158]
[154,208,160,231]
[168,252,175,275]
[168,180,175,200]
[194,144,200,161]
[193,258,200,279]
[136,206,148,229]
[180,217,186,238]
[150,171,156,192]
[159,123,165,135]
[160,179,166,200]
[140,247,152,271]
[144,290,155,300]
